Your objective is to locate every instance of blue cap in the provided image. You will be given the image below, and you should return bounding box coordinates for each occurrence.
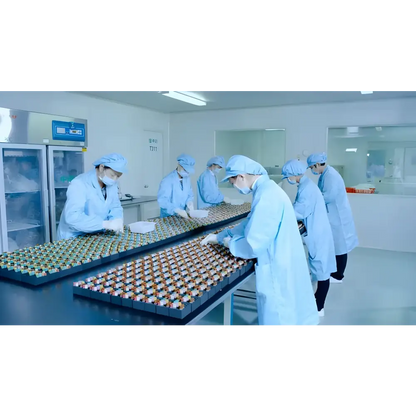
[221,155,267,182]
[207,156,225,168]
[93,153,128,174]
[177,153,195,175]
[282,159,307,178]
[307,152,327,167]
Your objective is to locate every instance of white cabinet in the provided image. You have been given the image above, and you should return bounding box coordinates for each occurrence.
[123,203,141,224]
[140,201,160,220]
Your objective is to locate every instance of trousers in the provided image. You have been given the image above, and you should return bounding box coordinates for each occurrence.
[315,279,330,311]
[331,253,348,281]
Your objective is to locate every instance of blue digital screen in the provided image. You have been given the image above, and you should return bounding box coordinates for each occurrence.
[52,120,86,141]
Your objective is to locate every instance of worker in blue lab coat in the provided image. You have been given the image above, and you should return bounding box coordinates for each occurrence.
[197,156,232,209]
[158,153,196,218]
[282,159,336,317]
[57,153,128,240]
[201,155,319,325]
[307,152,359,283]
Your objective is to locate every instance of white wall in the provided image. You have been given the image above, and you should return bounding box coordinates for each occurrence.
[169,98,416,253]
[0,92,169,197]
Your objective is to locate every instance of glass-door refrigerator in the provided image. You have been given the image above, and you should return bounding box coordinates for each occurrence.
[48,146,84,241]
[0,107,87,253]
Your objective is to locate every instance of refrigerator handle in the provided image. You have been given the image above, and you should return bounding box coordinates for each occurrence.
[44,187,49,208]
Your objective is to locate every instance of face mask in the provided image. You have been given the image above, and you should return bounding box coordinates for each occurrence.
[287,178,297,185]
[311,169,320,176]
[179,169,189,178]
[99,174,117,187]
[213,168,221,174]
[234,184,252,195]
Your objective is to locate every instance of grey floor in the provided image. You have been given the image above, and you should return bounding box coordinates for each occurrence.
[196,247,416,325]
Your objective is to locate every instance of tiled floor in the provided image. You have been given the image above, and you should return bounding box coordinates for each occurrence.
[196,248,416,325]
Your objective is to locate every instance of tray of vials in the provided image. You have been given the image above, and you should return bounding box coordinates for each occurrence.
[0,203,251,286]
[73,233,254,320]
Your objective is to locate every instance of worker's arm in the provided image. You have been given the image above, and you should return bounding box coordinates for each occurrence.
[185,177,194,205]
[321,172,341,204]
[64,182,105,233]
[217,217,250,244]
[107,188,123,220]
[229,195,281,259]
[157,177,177,216]
[293,188,313,221]
[199,172,224,205]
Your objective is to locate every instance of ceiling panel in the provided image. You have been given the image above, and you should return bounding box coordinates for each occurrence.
[72,91,416,114]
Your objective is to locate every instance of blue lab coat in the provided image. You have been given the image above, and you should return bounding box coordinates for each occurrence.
[57,169,123,240]
[294,176,336,281]
[318,166,359,255]
[197,169,224,209]
[218,175,319,325]
[157,170,194,218]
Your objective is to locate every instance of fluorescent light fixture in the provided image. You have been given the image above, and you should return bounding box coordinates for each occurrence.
[265,129,284,131]
[361,91,373,95]
[160,91,206,106]
[367,153,370,157]
[346,148,358,152]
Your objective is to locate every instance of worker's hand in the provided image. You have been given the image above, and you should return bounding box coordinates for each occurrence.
[223,197,232,204]
[201,234,218,246]
[174,208,189,219]
[103,218,124,233]
[223,236,231,248]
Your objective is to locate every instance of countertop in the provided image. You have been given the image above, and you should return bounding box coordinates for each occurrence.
[0,218,245,325]
[120,196,158,205]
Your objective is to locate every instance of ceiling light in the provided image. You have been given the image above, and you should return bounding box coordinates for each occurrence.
[265,129,284,131]
[360,88,374,94]
[346,148,358,152]
[159,91,206,106]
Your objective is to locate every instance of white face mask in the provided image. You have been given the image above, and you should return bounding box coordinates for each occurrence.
[233,177,252,195]
[99,168,118,186]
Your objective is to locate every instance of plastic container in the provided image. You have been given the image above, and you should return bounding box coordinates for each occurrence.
[230,199,244,206]
[355,188,375,194]
[129,221,156,234]
[189,210,209,219]
[345,187,356,193]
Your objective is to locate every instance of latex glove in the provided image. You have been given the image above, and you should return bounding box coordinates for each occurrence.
[223,236,231,248]
[174,208,189,219]
[103,218,124,233]
[223,197,232,204]
[186,201,195,213]
[201,234,218,246]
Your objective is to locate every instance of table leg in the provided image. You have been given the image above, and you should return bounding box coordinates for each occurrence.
[223,294,234,325]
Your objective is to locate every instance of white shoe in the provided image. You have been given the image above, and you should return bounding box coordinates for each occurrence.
[330,277,343,284]
[318,309,325,317]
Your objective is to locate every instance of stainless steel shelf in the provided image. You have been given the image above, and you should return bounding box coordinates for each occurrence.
[7,221,42,232]
[5,190,40,194]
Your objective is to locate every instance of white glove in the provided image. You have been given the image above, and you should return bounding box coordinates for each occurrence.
[174,208,189,219]
[186,201,195,212]
[223,236,231,248]
[201,234,218,246]
[103,218,124,233]
[223,197,232,204]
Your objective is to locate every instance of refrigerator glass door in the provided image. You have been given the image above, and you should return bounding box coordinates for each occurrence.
[48,146,84,241]
[0,144,49,252]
